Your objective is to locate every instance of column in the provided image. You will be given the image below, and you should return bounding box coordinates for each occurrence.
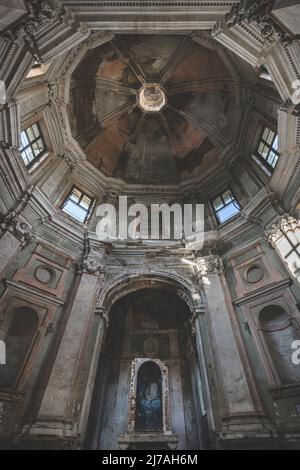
[27,259,106,443]
[195,256,257,419]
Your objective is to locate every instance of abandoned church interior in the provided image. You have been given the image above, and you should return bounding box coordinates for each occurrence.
[0,0,300,450]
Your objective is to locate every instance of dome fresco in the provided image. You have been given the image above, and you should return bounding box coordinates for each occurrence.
[68,35,236,184]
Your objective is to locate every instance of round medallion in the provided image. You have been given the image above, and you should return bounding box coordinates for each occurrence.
[137,83,166,113]
[35,265,55,284]
[244,265,264,284]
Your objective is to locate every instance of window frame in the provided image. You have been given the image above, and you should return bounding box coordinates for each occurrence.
[211,188,241,225]
[255,126,279,173]
[61,186,95,224]
[19,122,47,169]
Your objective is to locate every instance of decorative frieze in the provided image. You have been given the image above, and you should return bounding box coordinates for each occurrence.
[0,1,67,46]
[226,1,296,46]
[0,2,67,68]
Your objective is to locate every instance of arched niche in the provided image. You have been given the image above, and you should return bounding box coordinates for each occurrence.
[86,285,208,451]
[97,270,203,321]
[0,307,38,389]
[133,359,165,433]
[259,305,300,385]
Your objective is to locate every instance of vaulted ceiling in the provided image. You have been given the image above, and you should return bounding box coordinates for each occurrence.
[68,34,239,184]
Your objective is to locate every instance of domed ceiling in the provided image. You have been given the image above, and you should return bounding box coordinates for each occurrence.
[68,35,238,185]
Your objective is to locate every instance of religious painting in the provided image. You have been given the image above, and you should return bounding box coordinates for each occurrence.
[135,361,163,431]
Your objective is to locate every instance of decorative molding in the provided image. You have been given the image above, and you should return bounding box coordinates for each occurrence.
[79,235,107,275]
[265,215,300,245]
[226,1,298,46]
[96,269,203,316]
[62,1,239,7]
[0,1,67,61]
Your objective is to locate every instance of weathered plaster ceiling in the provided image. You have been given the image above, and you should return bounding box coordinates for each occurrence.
[68,34,237,184]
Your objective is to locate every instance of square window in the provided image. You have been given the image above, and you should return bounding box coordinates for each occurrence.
[262,127,269,141]
[212,189,241,224]
[81,195,92,210]
[265,130,275,145]
[70,188,82,203]
[258,142,264,155]
[19,122,46,168]
[223,190,233,204]
[62,187,94,223]
[256,126,279,172]
[212,196,223,211]
[21,132,29,148]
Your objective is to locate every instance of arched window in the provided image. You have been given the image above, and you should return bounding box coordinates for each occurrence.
[259,305,300,385]
[135,361,163,431]
[0,307,38,389]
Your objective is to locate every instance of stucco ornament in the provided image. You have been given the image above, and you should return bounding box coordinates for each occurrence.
[82,258,105,275]
[265,216,300,245]
[226,1,294,45]
[195,255,224,276]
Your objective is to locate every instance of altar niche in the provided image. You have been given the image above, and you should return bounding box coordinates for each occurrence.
[135,361,163,431]
[85,287,207,450]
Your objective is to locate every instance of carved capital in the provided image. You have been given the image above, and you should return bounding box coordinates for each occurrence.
[0,211,34,246]
[195,255,224,277]
[1,216,33,246]
[81,258,105,276]
[265,216,300,245]
[188,307,205,336]
[12,219,33,246]
[95,306,110,328]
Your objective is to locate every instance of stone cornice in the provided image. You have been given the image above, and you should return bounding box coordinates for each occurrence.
[62,1,239,9]
[225,1,299,46]
[0,1,68,63]
[0,0,299,262]
[2,4,296,203]
[59,0,240,33]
